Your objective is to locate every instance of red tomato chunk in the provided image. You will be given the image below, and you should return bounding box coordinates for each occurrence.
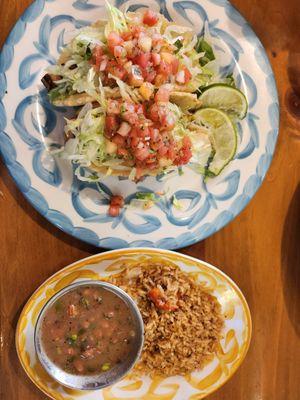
[143,10,159,26]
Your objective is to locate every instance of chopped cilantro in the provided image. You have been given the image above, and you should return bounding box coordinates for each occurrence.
[225,73,236,87]
[136,192,157,201]
[174,39,183,52]
[195,38,215,66]
[172,195,184,210]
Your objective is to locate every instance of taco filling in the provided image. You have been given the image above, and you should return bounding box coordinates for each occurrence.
[43,2,247,184]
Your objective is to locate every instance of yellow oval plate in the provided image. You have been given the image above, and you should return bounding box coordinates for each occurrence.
[16,249,252,400]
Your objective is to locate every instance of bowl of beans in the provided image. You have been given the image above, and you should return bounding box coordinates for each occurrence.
[34,280,144,390]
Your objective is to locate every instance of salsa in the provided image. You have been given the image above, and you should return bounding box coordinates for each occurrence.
[88,10,194,176]
[41,285,137,375]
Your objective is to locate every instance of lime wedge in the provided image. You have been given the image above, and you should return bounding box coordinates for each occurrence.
[193,108,237,176]
[199,84,248,120]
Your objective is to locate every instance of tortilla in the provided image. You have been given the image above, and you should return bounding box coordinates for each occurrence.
[53,87,122,107]
[90,163,170,179]
[170,91,202,111]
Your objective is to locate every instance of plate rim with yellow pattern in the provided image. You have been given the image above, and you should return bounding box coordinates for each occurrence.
[16,248,252,400]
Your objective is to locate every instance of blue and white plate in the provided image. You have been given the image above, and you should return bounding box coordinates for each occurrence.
[0,0,279,249]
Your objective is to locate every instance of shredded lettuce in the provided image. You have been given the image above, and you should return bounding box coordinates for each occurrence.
[105,1,128,37]
[62,105,111,173]
[129,192,159,210]
[136,192,157,201]
[172,195,184,210]
[46,23,107,103]
[224,73,236,87]
[195,38,215,66]
[75,166,102,182]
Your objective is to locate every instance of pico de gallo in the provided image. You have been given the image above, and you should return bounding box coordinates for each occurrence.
[42,2,247,217]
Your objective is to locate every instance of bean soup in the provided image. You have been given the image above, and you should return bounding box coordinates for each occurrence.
[40,285,137,375]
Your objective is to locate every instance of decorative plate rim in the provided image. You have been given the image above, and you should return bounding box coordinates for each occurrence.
[0,0,279,250]
[16,247,252,400]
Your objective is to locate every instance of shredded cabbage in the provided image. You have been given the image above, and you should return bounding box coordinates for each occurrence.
[172,194,184,210]
[62,106,112,176]
[75,166,102,182]
[105,1,128,37]
[46,4,240,182]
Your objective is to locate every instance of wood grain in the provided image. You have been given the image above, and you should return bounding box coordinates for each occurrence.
[0,0,299,399]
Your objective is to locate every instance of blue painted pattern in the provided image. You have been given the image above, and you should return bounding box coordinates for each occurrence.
[0,0,279,249]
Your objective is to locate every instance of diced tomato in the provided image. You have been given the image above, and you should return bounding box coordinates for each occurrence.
[161,112,176,130]
[148,103,160,122]
[107,63,127,80]
[143,10,159,26]
[110,195,125,207]
[150,137,162,151]
[135,103,146,114]
[107,99,121,114]
[121,31,133,41]
[130,25,145,39]
[183,67,192,83]
[158,145,168,157]
[124,101,136,113]
[155,87,170,103]
[148,287,178,311]
[145,154,157,164]
[158,61,172,76]
[130,134,140,149]
[117,148,129,157]
[105,115,119,137]
[149,127,159,141]
[92,45,103,70]
[167,143,176,161]
[114,45,126,60]
[145,69,157,83]
[133,52,151,69]
[175,137,192,165]
[182,136,192,148]
[171,58,180,74]
[151,52,161,66]
[107,31,124,53]
[108,204,120,217]
[122,110,139,125]
[135,146,150,161]
[137,126,150,139]
[112,134,126,146]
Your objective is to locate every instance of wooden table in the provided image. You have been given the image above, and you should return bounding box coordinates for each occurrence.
[1,0,299,398]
